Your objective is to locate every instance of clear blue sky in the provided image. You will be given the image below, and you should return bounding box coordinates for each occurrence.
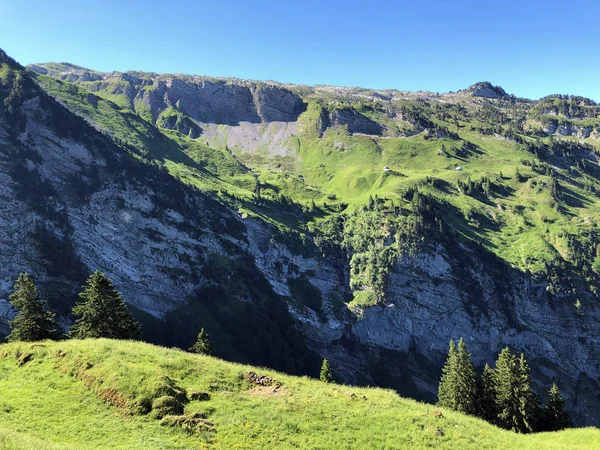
[1,0,598,101]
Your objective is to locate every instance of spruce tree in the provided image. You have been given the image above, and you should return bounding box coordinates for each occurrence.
[320,358,334,383]
[455,338,478,414]
[494,347,539,433]
[516,353,540,433]
[438,339,477,414]
[189,328,212,355]
[7,273,58,342]
[70,271,141,340]
[494,347,521,432]
[477,363,498,424]
[438,339,459,409]
[543,383,570,431]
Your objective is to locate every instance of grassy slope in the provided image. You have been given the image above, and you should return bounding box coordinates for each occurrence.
[29,68,600,278]
[0,339,598,450]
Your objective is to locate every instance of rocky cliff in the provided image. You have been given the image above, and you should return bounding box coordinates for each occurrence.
[2,52,600,426]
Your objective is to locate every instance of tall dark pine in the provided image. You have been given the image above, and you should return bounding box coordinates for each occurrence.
[70,271,141,340]
[438,339,459,409]
[438,338,477,414]
[544,383,570,431]
[494,347,521,432]
[7,273,58,342]
[476,363,498,424]
[516,353,541,432]
[455,338,478,414]
[494,347,539,433]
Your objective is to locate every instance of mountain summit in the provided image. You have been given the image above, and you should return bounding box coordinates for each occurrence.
[463,81,510,99]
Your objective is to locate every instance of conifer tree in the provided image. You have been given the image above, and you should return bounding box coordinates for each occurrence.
[543,383,570,431]
[189,328,212,355]
[7,273,58,342]
[455,338,478,414]
[494,347,521,431]
[494,347,539,433]
[320,358,334,383]
[438,339,477,414]
[438,339,459,409]
[476,363,498,424]
[516,353,540,432]
[69,271,141,340]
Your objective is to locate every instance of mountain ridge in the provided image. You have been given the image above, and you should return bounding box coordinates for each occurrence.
[2,48,600,426]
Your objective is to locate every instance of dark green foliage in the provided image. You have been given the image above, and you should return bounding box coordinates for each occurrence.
[494,348,538,433]
[543,383,570,431]
[7,273,59,342]
[476,363,498,424]
[437,339,477,415]
[320,358,334,383]
[69,271,141,340]
[189,328,212,355]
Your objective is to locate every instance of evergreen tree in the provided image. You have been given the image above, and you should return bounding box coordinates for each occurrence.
[455,338,478,414]
[494,347,539,433]
[516,353,541,432]
[438,339,459,409]
[438,339,477,414]
[320,358,334,383]
[189,328,212,355]
[543,383,570,431]
[494,347,521,431]
[70,271,141,340]
[476,363,498,424]
[7,273,58,342]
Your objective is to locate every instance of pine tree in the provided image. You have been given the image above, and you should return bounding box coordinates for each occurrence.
[455,339,478,414]
[438,339,477,414]
[476,363,498,424]
[494,347,539,433]
[320,358,334,383]
[438,339,459,409]
[69,271,141,340]
[543,383,570,431]
[494,347,521,432]
[516,353,540,433]
[7,273,58,342]
[189,328,212,355]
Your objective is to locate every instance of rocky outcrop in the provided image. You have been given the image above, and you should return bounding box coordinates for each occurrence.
[330,108,384,135]
[466,81,509,99]
[543,119,593,138]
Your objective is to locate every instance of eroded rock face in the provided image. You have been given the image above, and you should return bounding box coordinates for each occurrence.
[7,61,600,427]
[331,108,384,135]
[349,246,600,426]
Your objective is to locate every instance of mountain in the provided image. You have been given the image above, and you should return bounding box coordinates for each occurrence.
[1,49,600,426]
[0,339,598,449]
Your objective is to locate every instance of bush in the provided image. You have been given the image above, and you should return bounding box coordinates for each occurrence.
[150,396,183,419]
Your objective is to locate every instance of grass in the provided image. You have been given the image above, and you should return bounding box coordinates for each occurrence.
[25,62,600,307]
[0,339,598,449]
[30,67,600,277]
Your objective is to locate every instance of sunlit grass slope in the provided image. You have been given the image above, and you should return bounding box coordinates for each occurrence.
[0,339,597,449]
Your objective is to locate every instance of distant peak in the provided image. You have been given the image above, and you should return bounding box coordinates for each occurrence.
[464,81,509,99]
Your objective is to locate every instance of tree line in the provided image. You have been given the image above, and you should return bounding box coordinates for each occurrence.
[4,272,210,354]
[438,338,570,433]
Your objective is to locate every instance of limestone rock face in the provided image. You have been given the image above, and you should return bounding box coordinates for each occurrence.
[6,59,600,427]
[330,108,384,135]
